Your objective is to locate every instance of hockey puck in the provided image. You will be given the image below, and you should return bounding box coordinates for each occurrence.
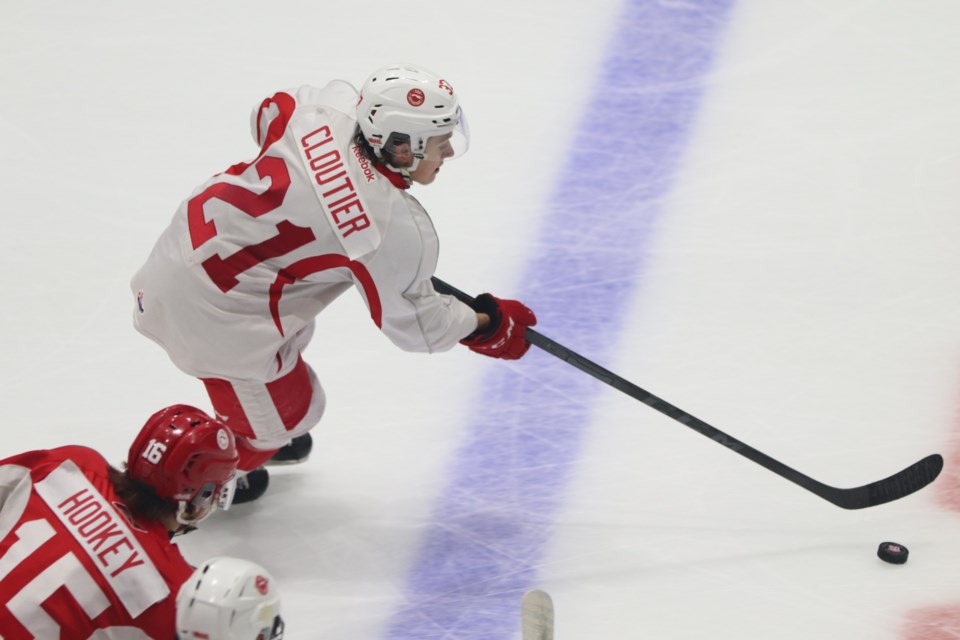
[877,541,909,565]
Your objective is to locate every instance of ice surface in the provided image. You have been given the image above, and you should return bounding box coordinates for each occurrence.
[2,1,960,638]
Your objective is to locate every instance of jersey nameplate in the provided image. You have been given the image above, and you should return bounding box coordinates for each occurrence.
[35,461,168,617]
[293,111,382,259]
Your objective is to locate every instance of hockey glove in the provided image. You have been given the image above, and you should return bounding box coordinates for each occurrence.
[460,293,537,360]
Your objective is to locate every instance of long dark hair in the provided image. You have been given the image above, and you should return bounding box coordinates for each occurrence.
[108,466,177,524]
[353,125,380,164]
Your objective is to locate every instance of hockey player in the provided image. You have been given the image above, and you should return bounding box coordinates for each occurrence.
[130,63,537,503]
[176,556,284,639]
[0,405,239,639]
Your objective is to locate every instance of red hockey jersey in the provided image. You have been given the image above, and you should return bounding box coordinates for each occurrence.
[0,446,194,639]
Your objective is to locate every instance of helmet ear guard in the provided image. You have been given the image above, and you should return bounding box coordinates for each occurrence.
[357,63,469,171]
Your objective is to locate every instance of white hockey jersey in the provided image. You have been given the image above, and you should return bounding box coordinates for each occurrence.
[131,81,477,381]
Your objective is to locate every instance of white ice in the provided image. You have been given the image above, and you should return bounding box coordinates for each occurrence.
[2,1,960,639]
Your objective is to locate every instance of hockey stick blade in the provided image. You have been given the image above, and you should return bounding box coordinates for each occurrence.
[433,277,944,509]
[818,453,943,510]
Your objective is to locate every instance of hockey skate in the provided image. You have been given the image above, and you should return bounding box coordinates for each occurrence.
[231,468,270,504]
[267,432,312,465]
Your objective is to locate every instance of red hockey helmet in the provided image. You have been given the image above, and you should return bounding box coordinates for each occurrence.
[128,404,238,524]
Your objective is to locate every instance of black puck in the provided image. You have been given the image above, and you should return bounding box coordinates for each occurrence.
[877,541,909,565]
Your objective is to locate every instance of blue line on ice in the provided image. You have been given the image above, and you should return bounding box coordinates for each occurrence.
[385,1,735,637]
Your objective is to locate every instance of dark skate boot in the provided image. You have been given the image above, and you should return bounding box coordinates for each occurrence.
[267,433,312,465]
[232,467,270,504]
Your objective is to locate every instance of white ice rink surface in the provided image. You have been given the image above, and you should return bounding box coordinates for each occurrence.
[3,2,960,639]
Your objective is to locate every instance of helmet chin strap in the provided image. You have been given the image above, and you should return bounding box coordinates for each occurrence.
[378,160,413,186]
[381,150,420,174]
[171,523,198,538]
[403,150,424,172]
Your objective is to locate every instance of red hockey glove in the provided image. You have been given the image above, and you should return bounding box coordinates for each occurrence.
[460,293,537,360]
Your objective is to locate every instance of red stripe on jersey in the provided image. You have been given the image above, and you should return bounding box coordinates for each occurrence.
[268,255,383,335]
[266,354,312,430]
[200,378,255,438]
[201,357,313,448]
[224,92,297,177]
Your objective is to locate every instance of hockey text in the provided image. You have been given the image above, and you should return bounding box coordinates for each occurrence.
[35,461,169,616]
[351,143,377,183]
[56,488,146,577]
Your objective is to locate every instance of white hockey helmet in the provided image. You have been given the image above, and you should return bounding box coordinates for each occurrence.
[176,557,283,640]
[356,63,469,171]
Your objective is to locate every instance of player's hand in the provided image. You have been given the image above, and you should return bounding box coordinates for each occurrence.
[460,293,537,360]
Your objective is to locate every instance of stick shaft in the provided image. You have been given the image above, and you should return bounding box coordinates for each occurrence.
[432,276,943,509]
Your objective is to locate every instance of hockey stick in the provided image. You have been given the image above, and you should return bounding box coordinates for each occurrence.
[433,277,943,509]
